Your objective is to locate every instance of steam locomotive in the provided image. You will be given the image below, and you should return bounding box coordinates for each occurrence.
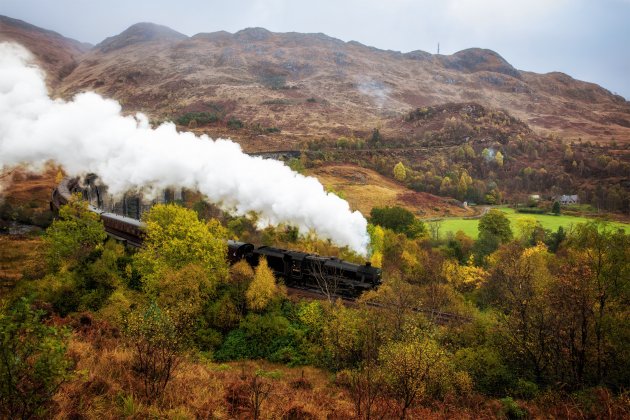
[51,178,382,299]
[228,241,381,298]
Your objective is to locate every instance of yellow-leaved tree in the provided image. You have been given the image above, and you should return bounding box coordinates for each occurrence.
[134,204,229,307]
[393,162,407,181]
[245,257,279,311]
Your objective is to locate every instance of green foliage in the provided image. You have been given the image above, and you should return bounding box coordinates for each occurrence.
[500,397,527,419]
[176,112,220,126]
[215,312,310,365]
[454,346,514,395]
[552,200,561,215]
[0,298,71,419]
[516,207,546,214]
[379,331,453,418]
[227,116,244,129]
[370,206,425,238]
[123,302,188,401]
[369,128,381,146]
[287,158,305,174]
[44,195,107,271]
[478,209,512,244]
[134,204,229,292]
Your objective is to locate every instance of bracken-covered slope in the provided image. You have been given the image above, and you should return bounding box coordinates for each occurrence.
[1,16,630,148]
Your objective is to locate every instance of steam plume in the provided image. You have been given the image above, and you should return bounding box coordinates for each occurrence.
[0,43,369,254]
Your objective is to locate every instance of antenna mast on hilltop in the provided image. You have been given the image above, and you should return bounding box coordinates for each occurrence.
[437,42,440,54]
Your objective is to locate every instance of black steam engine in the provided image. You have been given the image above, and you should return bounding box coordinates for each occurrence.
[51,178,382,299]
[228,241,382,299]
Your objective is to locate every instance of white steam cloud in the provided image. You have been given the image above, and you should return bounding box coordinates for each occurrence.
[0,42,369,254]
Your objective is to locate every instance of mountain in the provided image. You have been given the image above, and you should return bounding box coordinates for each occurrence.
[0,15,90,86]
[1,16,629,149]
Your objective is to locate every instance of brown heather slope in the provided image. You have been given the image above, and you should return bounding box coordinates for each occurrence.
[308,163,472,218]
[0,16,90,87]
[1,17,629,147]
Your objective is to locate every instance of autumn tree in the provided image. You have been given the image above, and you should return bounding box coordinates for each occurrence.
[485,243,555,383]
[393,162,407,181]
[565,223,630,383]
[368,224,385,268]
[475,209,513,263]
[379,330,450,419]
[246,258,279,311]
[515,216,544,245]
[124,302,187,402]
[44,194,107,271]
[478,209,512,244]
[134,204,229,293]
[495,151,504,167]
[0,299,71,419]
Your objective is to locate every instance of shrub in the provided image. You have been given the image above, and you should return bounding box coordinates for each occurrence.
[454,346,514,395]
[214,313,309,364]
[227,117,244,129]
[175,112,220,126]
[552,200,561,215]
[369,206,425,238]
[123,303,189,402]
[0,298,72,419]
[516,207,546,214]
[500,397,527,419]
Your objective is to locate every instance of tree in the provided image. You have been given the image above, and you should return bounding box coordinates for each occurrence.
[44,194,107,271]
[552,201,561,215]
[428,220,442,241]
[246,258,279,311]
[393,162,407,182]
[495,151,504,167]
[369,128,382,146]
[515,216,543,244]
[0,298,71,419]
[134,204,229,291]
[478,209,512,244]
[124,302,188,402]
[566,223,630,383]
[379,332,450,419]
[485,243,555,383]
[370,206,422,238]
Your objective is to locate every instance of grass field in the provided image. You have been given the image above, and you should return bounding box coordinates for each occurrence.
[435,207,630,239]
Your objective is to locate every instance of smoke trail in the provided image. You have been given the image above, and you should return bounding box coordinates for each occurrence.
[0,42,369,254]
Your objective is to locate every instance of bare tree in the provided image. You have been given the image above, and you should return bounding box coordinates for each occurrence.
[248,374,272,420]
[308,257,343,302]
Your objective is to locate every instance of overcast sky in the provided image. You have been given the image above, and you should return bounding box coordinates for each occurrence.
[2,0,629,99]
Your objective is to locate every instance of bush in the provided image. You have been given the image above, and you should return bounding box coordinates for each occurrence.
[500,397,527,419]
[227,117,244,129]
[369,206,425,238]
[123,303,189,401]
[454,346,514,396]
[0,298,72,419]
[516,207,546,215]
[214,313,309,365]
[176,112,220,126]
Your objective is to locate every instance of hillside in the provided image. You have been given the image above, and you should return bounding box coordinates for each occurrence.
[308,163,472,218]
[1,16,629,148]
[0,15,90,86]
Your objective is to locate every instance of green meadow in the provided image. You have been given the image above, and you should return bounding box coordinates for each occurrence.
[435,207,630,239]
